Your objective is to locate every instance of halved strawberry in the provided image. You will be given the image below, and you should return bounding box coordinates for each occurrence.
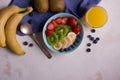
[55,17,62,24]
[51,20,58,28]
[47,23,55,31]
[72,26,81,34]
[46,29,54,36]
[61,17,68,24]
[68,17,77,27]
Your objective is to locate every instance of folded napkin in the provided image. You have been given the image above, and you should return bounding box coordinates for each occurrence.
[10,0,101,36]
[0,0,11,10]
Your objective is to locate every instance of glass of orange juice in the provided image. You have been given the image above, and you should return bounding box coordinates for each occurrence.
[81,6,108,28]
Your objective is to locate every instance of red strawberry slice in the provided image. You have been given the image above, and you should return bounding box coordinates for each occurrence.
[61,17,68,24]
[68,17,77,27]
[51,20,58,28]
[55,17,62,24]
[47,23,55,31]
[73,26,81,34]
[46,29,54,36]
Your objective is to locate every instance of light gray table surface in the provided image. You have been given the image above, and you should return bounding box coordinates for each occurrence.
[0,0,120,80]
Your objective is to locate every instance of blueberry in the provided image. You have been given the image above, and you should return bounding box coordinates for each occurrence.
[29,43,33,47]
[86,48,91,52]
[90,37,94,41]
[28,19,32,24]
[96,37,100,41]
[68,47,72,50]
[64,48,69,52]
[29,13,33,17]
[77,34,81,38]
[76,37,80,42]
[91,29,96,33]
[87,35,92,38]
[23,41,28,46]
[60,49,65,52]
[93,40,97,44]
[74,41,79,46]
[77,33,81,36]
[71,44,76,48]
[87,43,91,47]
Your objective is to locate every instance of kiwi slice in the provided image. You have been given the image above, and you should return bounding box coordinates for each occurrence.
[47,32,58,46]
[55,31,64,42]
[67,25,72,32]
[56,25,69,37]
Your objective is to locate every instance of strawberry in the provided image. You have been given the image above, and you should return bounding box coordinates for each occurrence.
[51,20,58,28]
[47,23,55,31]
[46,29,54,36]
[55,17,62,24]
[61,17,68,24]
[68,17,77,27]
[72,26,81,34]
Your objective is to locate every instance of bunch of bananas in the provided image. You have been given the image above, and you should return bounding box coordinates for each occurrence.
[0,5,33,55]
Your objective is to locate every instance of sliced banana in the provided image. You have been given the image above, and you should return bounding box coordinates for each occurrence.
[53,42,62,50]
[53,32,77,50]
[64,37,72,48]
[67,32,77,43]
[60,38,68,48]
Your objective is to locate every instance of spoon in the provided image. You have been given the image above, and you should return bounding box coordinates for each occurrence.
[20,23,52,59]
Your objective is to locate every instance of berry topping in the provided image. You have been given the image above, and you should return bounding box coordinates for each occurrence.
[47,23,55,31]
[72,26,81,34]
[55,17,62,24]
[61,17,68,24]
[68,17,77,27]
[46,29,54,36]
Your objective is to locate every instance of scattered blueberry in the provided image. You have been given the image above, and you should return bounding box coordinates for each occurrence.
[96,37,100,41]
[29,43,33,47]
[87,35,92,38]
[87,43,91,47]
[93,40,97,44]
[90,37,94,41]
[91,29,96,33]
[28,19,32,24]
[23,41,28,46]
[86,48,91,52]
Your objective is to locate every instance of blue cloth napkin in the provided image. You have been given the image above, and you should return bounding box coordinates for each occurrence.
[9,0,101,36]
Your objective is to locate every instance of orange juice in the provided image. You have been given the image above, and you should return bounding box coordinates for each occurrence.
[84,6,108,28]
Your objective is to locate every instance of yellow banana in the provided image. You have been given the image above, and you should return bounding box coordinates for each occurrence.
[5,7,33,55]
[0,5,27,47]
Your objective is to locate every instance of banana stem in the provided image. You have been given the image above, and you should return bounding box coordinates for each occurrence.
[19,8,27,12]
[21,7,33,16]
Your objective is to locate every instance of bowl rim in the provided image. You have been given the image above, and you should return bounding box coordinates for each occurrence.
[42,13,84,54]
